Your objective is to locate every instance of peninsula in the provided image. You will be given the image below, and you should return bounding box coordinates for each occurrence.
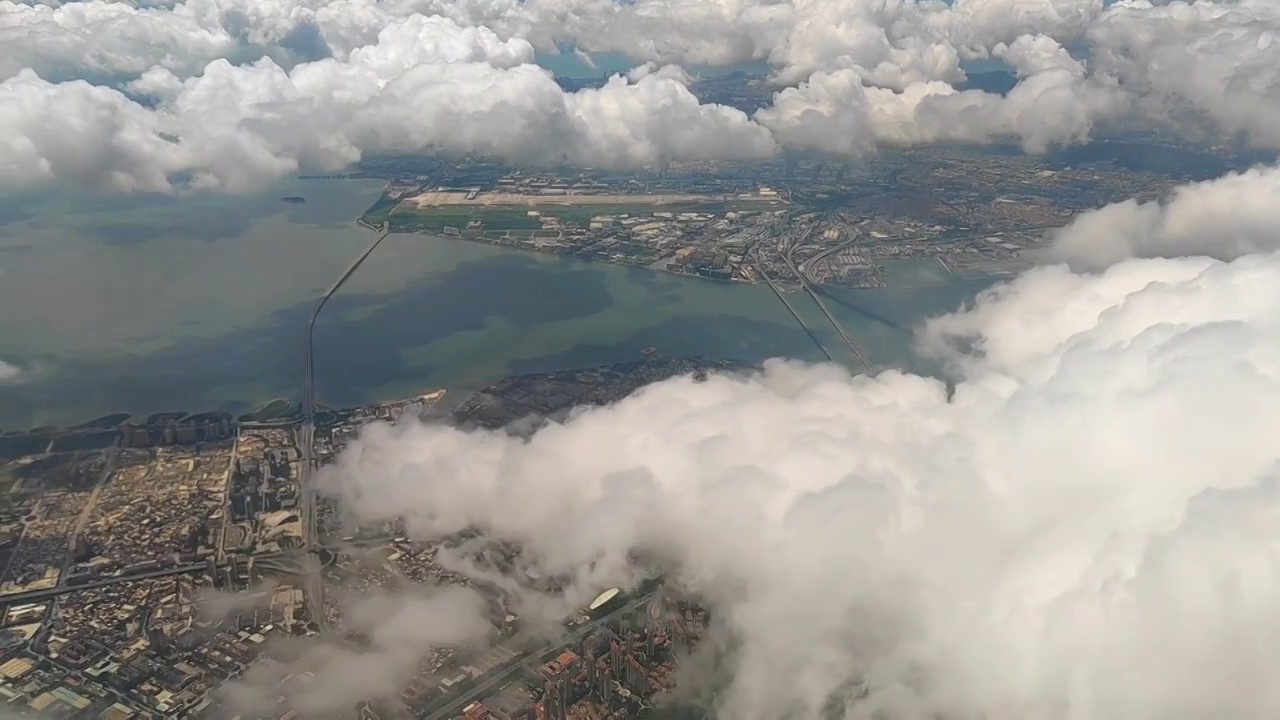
[353,142,1210,290]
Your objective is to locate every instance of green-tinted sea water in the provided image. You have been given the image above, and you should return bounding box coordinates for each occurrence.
[0,179,987,430]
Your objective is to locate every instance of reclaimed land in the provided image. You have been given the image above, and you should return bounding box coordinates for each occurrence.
[376,196,786,233]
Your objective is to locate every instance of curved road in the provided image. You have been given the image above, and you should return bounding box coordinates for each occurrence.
[798,233,860,285]
[784,225,872,371]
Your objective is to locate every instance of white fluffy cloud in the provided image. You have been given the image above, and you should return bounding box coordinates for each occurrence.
[0,0,1104,84]
[1050,163,1280,270]
[2,0,1279,188]
[1087,0,1280,147]
[2,70,185,192]
[2,15,776,191]
[756,34,1126,155]
[319,242,1280,719]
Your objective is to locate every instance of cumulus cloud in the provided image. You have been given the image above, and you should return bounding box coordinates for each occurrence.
[756,34,1125,155]
[1087,0,1280,148]
[318,240,1280,719]
[1,15,776,192]
[498,0,1105,87]
[0,360,21,382]
[3,0,1279,188]
[0,0,1104,86]
[626,61,694,85]
[1049,163,1280,270]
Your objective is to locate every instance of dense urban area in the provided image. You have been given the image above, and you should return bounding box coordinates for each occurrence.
[0,357,728,719]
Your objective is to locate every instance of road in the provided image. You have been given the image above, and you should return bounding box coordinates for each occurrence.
[216,429,241,565]
[302,223,391,550]
[783,224,872,371]
[0,563,208,605]
[746,235,835,363]
[797,230,860,285]
[299,220,392,635]
[50,448,119,589]
[296,221,391,636]
[420,591,659,720]
[0,528,405,610]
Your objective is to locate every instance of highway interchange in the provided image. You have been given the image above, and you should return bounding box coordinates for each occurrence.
[748,214,872,370]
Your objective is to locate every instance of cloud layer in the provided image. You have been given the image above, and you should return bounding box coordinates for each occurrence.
[319,241,1280,718]
[1049,163,1280,270]
[3,15,775,192]
[3,0,1279,191]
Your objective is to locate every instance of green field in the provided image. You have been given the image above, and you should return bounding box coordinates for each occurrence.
[382,197,785,233]
[360,194,402,226]
[389,204,481,229]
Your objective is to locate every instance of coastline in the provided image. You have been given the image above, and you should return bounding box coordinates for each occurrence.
[0,355,740,458]
[372,220,888,290]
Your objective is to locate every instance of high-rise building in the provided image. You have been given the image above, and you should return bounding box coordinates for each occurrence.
[610,642,622,678]
[626,656,648,694]
[543,680,558,720]
[556,677,569,719]
[599,674,613,703]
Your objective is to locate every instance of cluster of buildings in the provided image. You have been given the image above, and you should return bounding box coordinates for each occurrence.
[0,372,740,720]
[223,429,302,556]
[0,415,238,594]
[0,573,295,718]
[282,528,706,720]
[118,415,234,449]
[0,427,118,462]
[449,593,708,720]
[0,416,315,717]
[0,486,89,594]
[74,444,229,578]
[0,449,119,593]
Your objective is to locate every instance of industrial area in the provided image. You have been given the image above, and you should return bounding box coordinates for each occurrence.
[358,143,1188,290]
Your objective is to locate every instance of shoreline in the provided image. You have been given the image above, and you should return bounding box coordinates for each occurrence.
[0,355,740,454]
[373,220,890,291]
